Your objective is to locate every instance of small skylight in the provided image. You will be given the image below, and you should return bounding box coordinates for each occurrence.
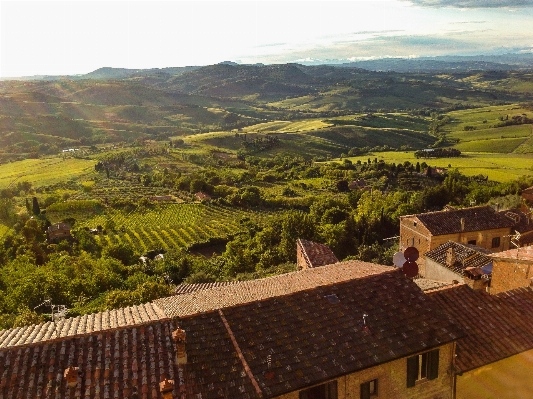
[324,294,339,304]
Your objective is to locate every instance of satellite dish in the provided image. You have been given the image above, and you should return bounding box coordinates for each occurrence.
[404,246,419,262]
[402,261,419,278]
[393,252,406,267]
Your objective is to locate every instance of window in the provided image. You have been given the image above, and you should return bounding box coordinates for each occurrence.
[299,380,337,399]
[406,349,439,388]
[492,237,501,248]
[467,239,476,245]
[360,379,378,399]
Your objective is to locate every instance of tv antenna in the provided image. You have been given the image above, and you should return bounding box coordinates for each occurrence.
[34,298,69,322]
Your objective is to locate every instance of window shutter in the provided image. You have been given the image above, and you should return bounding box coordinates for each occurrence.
[406,355,418,387]
[360,382,370,399]
[428,349,440,380]
[327,381,338,399]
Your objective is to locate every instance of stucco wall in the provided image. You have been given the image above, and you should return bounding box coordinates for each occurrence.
[457,349,533,399]
[490,258,533,295]
[425,258,464,283]
[274,343,454,399]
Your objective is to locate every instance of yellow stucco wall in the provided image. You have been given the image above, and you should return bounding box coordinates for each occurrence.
[274,343,454,399]
[457,349,533,399]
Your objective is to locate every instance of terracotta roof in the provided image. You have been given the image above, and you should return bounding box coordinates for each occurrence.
[429,285,533,373]
[0,303,167,349]
[178,270,461,398]
[0,319,180,399]
[499,209,533,234]
[522,186,533,195]
[155,261,393,318]
[490,245,533,262]
[297,238,339,268]
[413,277,457,292]
[173,281,239,295]
[409,206,514,236]
[425,241,493,274]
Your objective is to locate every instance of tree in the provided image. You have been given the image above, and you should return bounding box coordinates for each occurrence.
[32,197,41,215]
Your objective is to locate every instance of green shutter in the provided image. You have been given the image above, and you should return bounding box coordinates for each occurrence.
[360,382,371,399]
[428,349,440,380]
[407,355,418,387]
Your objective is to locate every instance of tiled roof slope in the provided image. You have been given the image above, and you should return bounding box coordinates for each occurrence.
[414,205,513,236]
[499,209,533,234]
[179,269,461,398]
[425,241,493,274]
[0,302,167,349]
[413,277,456,292]
[429,285,533,373]
[173,281,239,295]
[0,319,180,399]
[297,238,339,268]
[490,245,533,261]
[155,261,393,318]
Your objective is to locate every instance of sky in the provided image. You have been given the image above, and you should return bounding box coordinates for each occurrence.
[0,0,532,78]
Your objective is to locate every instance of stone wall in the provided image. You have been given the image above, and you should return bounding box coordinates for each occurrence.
[273,343,455,399]
[490,258,533,295]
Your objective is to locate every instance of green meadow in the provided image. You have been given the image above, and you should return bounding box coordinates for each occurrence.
[0,157,96,188]
[345,151,533,182]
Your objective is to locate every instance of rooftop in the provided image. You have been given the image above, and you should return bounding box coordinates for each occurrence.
[297,238,339,268]
[425,241,493,274]
[405,205,514,236]
[490,245,533,262]
[179,269,461,398]
[0,302,167,349]
[155,260,392,318]
[429,285,533,373]
[173,281,239,295]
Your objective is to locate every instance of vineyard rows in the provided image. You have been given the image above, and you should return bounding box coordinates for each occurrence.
[70,179,194,202]
[75,204,258,251]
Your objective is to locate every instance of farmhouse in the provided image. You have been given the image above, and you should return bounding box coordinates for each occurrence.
[46,222,72,243]
[195,191,211,202]
[296,238,339,270]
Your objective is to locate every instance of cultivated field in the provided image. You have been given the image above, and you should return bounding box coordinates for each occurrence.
[345,151,533,182]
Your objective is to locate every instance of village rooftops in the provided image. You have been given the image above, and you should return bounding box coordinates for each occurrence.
[173,281,239,295]
[154,260,391,318]
[490,245,533,262]
[296,238,339,269]
[425,241,493,274]
[175,269,462,398]
[403,205,514,236]
[429,284,533,373]
[0,302,167,349]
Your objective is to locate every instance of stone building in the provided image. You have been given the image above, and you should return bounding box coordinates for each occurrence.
[489,245,533,295]
[400,206,513,274]
[296,238,339,270]
[424,241,492,290]
[46,222,72,243]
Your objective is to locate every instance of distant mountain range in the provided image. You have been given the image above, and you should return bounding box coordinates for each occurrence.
[2,53,532,81]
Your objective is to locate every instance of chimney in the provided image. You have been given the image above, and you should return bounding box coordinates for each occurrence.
[172,328,187,364]
[159,379,175,399]
[63,366,79,388]
[460,218,465,231]
[446,247,456,267]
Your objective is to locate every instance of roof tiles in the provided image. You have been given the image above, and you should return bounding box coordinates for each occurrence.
[490,245,533,262]
[429,285,533,373]
[0,303,167,350]
[425,241,493,274]
[155,260,393,318]
[297,239,339,268]
[411,206,513,236]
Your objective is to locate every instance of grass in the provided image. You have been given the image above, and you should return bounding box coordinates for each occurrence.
[0,157,96,189]
[448,125,532,143]
[454,138,526,153]
[344,151,533,182]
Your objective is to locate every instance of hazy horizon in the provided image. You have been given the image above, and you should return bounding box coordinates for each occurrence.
[1,0,532,79]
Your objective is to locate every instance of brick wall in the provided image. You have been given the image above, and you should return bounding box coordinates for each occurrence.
[490,258,533,295]
[273,343,455,399]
